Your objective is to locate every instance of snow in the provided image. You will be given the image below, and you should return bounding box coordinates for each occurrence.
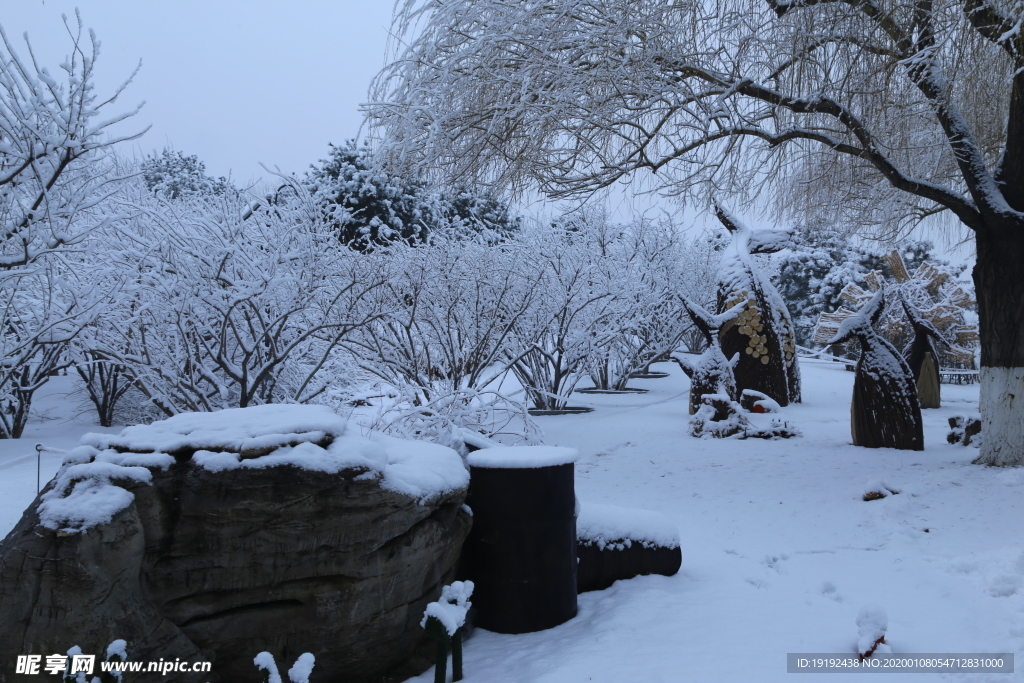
[37,454,153,533]
[190,435,388,476]
[856,604,890,657]
[422,581,475,636]
[741,389,781,413]
[466,445,579,469]
[105,640,127,660]
[370,432,470,503]
[287,653,316,683]
[863,479,900,499]
[3,365,1022,681]
[253,652,282,683]
[577,502,680,550]
[81,404,347,455]
[12,392,468,534]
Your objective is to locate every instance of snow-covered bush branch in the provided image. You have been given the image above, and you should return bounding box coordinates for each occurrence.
[85,179,386,416]
[0,16,143,437]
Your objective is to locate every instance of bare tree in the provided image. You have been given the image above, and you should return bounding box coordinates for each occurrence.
[346,237,543,403]
[88,180,386,416]
[0,16,143,436]
[371,0,1024,465]
[505,222,619,410]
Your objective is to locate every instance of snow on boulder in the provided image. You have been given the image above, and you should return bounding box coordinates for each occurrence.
[576,502,682,592]
[81,403,348,456]
[372,432,470,503]
[0,405,472,683]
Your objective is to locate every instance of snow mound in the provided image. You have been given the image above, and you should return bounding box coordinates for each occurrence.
[81,404,347,455]
[863,479,900,500]
[466,445,579,469]
[578,502,681,550]
[856,604,890,658]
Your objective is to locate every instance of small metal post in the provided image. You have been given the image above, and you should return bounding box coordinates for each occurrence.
[451,627,464,682]
[434,637,448,683]
[35,443,42,494]
[424,616,450,683]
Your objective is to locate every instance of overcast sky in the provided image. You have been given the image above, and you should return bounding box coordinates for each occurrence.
[1,2,974,260]
[4,1,395,184]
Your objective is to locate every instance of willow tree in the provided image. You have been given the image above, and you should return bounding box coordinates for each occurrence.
[370,0,1024,465]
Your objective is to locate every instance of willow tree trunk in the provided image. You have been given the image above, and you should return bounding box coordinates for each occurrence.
[973,222,1024,466]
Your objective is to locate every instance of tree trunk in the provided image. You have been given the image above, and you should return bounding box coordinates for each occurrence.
[972,221,1024,466]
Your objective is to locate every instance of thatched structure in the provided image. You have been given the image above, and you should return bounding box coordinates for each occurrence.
[714,204,801,406]
[813,249,977,370]
[900,294,950,408]
[671,294,744,418]
[827,288,923,450]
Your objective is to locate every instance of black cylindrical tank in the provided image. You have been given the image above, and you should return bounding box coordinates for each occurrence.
[463,446,579,634]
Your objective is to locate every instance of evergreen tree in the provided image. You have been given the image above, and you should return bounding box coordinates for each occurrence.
[774,225,942,346]
[141,149,233,200]
[304,141,519,251]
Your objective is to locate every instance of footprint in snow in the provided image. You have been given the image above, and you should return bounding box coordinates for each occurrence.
[820,581,843,602]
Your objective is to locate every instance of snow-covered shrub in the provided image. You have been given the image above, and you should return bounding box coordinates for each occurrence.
[362,387,541,453]
[84,177,386,416]
[0,267,106,438]
[0,19,142,437]
[304,140,519,250]
[863,479,900,501]
[346,236,541,403]
[947,414,982,447]
[575,213,691,390]
[504,220,621,410]
[343,235,545,444]
[141,148,234,200]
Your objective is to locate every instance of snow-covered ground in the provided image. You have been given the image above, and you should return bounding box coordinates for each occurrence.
[1,361,1019,682]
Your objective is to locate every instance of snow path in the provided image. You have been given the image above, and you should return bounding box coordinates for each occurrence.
[1,365,1020,681]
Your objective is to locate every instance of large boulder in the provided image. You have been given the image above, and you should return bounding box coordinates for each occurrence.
[0,405,471,682]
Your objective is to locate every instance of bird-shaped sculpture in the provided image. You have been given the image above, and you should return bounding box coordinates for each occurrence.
[828,288,923,450]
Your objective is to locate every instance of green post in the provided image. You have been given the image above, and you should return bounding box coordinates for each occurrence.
[452,627,464,682]
[425,615,451,683]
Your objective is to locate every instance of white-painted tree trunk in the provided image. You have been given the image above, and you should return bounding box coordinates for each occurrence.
[975,367,1024,466]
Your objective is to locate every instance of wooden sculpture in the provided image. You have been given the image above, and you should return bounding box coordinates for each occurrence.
[714,204,801,406]
[900,293,950,409]
[671,295,744,419]
[814,249,977,370]
[827,288,923,450]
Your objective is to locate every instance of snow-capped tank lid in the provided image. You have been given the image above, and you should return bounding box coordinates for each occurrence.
[466,446,579,469]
